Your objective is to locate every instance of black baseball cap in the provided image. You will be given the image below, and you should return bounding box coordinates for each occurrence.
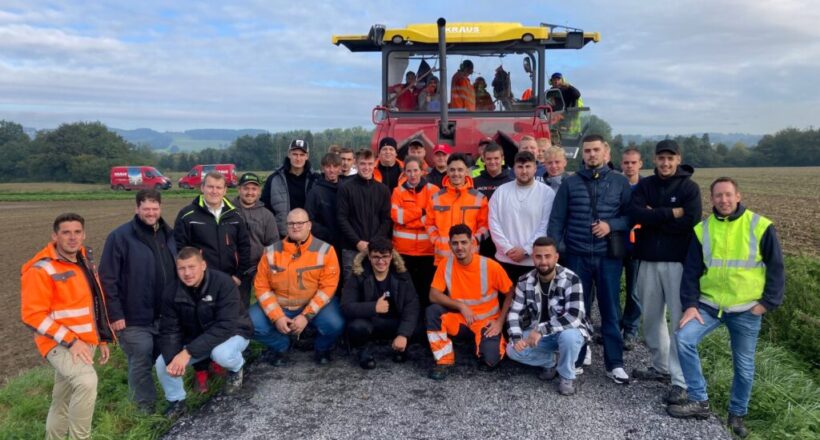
[289,139,309,153]
[238,172,262,186]
[655,139,680,155]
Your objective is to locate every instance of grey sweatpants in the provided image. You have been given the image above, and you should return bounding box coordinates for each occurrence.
[637,261,686,387]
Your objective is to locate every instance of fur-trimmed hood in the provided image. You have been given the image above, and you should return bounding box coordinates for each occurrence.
[351,249,407,276]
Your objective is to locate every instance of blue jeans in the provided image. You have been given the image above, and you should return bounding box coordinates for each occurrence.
[563,253,624,370]
[155,335,249,402]
[249,299,344,353]
[506,328,584,380]
[676,306,762,416]
[621,256,641,337]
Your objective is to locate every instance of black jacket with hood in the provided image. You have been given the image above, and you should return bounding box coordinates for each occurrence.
[305,175,341,249]
[262,157,318,235]
[627,164,702,262]
[336,174,392,251]
[340,250,420,338]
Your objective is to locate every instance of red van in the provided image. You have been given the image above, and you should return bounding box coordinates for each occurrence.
[178,164,238,189]
[110,166,172,191]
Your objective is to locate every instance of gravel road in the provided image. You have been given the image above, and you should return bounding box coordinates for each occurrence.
[162,338,732,440]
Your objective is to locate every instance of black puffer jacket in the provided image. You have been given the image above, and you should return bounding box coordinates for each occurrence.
[628,165,702,262]
[340,250,419,338]
[159,269,254,362]
[336,175,392,251]
[174,196,251,278]
[305,175,341,249]
[261,158,318,235]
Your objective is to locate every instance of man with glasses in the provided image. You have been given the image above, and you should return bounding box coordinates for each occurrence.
[248,208,344,366]
[340,238,420,369]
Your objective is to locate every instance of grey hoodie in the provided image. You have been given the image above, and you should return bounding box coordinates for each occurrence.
[233,196,279,270]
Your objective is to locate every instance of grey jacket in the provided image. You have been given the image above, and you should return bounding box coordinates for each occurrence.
[261,158,318,235]
[232,196,279,271]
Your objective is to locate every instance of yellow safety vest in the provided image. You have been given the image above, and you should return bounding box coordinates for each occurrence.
[694,209,771,315]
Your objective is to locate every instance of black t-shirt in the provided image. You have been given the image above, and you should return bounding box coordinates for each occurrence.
[538,279,553,324]
[286,169,308,209]
[375,273,398,317]
[378,164,402,192]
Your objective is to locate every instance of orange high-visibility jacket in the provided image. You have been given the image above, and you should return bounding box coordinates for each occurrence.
[254,234,339,322]
[21,243,113,357]
[432,255,513,321]
[450,71,475,111]
[425,175,489,265]
[391,180,440,256]
[373,159,404,184]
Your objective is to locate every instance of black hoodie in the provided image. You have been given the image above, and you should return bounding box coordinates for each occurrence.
[628,164,702,262]
[305,175,341,249]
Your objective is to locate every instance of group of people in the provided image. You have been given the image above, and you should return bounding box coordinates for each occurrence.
[21,134,784,439]
[391,59,571,112]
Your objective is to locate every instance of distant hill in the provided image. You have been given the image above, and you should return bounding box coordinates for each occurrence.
[619,133,763,147]
[112,128,268,152]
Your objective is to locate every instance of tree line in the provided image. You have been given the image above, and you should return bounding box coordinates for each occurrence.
[1,119,818,184]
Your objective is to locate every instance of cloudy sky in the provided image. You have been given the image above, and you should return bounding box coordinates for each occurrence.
[1,0,817,135]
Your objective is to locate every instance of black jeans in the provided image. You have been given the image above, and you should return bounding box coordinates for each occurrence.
[401,254,435,310]
[347,316,401,348]
[118,323,160,406]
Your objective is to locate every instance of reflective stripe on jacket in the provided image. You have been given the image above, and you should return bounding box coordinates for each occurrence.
[391,180,439,256]
[442,256,499,321]
[425,175,489,265]
[253,234,339,321]
[694,209,771,314]
[21,244,112,357]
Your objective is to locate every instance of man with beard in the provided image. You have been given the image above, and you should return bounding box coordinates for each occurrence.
[506,237,590,395]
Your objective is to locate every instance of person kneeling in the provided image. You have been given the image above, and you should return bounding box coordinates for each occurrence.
[341,238,420,369]
[506,237,590,396]
[156,247,254,417]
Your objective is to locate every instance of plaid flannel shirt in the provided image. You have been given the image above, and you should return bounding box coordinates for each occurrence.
[507,265,592,342]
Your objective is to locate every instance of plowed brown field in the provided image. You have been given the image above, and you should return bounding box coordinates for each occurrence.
[1,167,817,382]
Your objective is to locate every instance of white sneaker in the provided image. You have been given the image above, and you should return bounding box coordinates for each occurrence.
[583,349,592,366]
[575,366,584,375]
[607,367,631,385]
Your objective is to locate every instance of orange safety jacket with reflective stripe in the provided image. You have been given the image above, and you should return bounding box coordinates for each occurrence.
[441,256,505,321]
[253,234,339,322]
[373,159,404,185]
[391,180,440,256]
[450,72,475,111]
[21,243,113,357]
[425,175,489,265]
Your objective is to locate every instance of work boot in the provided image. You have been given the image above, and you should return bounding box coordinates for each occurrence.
[663,385,688,405]
[667,400,710,420]
[538,367,558,381]
[632,366,671,383]
[392,350,408,363]
[429,365,452,381]
[194,370,209,394]
[224,368,243,395]
[476,357,497,372]
[315,350,332,365]
[162,400,186,419]
[728,414,749,438]
[558,377,576,396]
[267,350,289,367]
[622,334,637,351]
[357,348,376,370]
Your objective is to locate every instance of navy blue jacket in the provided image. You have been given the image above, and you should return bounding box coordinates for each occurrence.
[547,165,632,256]
[100,216,177,326]
[628,165,702,262]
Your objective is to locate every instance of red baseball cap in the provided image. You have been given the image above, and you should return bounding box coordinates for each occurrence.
[432,144,452,155]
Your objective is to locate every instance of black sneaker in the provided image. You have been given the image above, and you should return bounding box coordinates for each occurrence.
[224,368,243,395]
[429,365,452,381]
[538,367,558,381]
[392,351,408,363]
[663,385,688,405]
[267,350,288,367]
[315,350,332,365]
[357,349,376,370]
[162,400,186,419]
[632,366,671,383]
[667,400,710,420]
[728,414,749,438]
[623,334,637,351]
